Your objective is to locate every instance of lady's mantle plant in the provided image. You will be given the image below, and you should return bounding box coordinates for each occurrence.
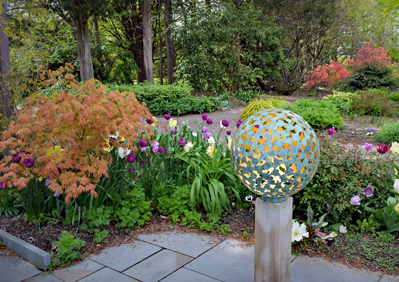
[0,65,155,202]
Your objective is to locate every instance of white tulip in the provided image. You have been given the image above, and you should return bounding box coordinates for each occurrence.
[394,179,399,194]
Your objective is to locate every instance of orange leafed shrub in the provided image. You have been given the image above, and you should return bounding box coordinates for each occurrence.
[0,65,155,202]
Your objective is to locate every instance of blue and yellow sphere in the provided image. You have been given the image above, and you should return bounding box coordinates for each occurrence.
[231,109,320,202]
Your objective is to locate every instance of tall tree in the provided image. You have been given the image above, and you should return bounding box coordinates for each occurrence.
[0,3,13,121]
[143,0,154,82]
[44,0,111,81]
[164,0,175,84]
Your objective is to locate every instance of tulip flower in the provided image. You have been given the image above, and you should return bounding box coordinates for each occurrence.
[127,154,137,163]
[363,143,372,151]
[350,195,361,205]
[178,139,187,147]
[202,114,208,121]
[221,120,229,128]
[146,119,154,124]
[376,143,390,154]
[391,142,399,156]
[164,114,171,120]
[206,118,213,125]
[227,131,231,135]
[24,158,35,168]
[139,139,148,148]
[394,179,399,194]
[237,120,243,128]
[327,128,336,135]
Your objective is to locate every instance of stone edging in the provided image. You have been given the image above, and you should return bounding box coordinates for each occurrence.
[0,229,50,270]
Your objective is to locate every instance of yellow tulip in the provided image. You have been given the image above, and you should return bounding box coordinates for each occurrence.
[169,119,177,128]
[206,146,214,157]
[395,203,399,214]
[391,142,399,156]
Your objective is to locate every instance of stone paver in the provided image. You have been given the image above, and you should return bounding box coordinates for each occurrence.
[51,259,104,282]
[123,249,193,282]
[0,255,42,282]
[160,267,222,282]
[24,273,63,282]
[290,256,382,282]
[185,239,254,282]
[138,231,220,257]
[77,267,139,282]
[380,276,399,282]
[89,241,161,272]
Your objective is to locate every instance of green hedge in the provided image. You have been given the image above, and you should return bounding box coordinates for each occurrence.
[106,82,192,102]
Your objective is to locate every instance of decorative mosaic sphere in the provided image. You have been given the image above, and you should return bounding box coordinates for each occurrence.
[231,109,320,202]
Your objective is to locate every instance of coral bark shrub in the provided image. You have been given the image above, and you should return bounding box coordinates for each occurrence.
[0,67,155,202]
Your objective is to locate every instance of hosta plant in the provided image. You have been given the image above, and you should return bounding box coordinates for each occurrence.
[0,65,155,202]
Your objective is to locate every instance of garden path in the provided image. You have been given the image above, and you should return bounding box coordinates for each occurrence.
[1,231,398,282]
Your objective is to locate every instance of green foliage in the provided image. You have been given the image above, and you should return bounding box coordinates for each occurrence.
[0,187,20,218]
[80,206,112,233]
[388,91,399,102]
[341,65,399,92]
[373,121,399,145]
[106,82,192,102]
[18,178,62,226]
[283,99,344,130]
[114,187,152,232]
[375,197,399,233]
[177,147,240,217]
[234,89,260,103]
[146,95,220,115]
[356,214,381,233]
[93,230,109,244]
[350,89,397,117]
[173,2,284,93]
[294,137,396,222]
[239,98,287,121]
[157,185,193,220]
[52,231,86,265]
[322,90,358,114]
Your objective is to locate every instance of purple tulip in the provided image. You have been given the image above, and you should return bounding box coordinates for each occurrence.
[350,195,361,206]
[203,132,212,140]
[139,139,148,148]
[202,114,208,121]
[362,184,374,197]
[158,147,167,154]
[141,147,147,152]
[153,146,159,154]
[13,151,24,163]
[201,127,209,134]
[237,120,243,128]
[170,128,176,135]
[222,120,229,127]
[206,118,213,125]
[327,128,336,135]
[376,144,390,154]
[164,114,171,120]
[127,154,137,163]
[45,177,51,187]
[146,119,154,124]
[54,190,61,197]
[24,158,34,168]
[363,143,372,151]
[0,182,7,190]
[129,167,135,174]
[227,131,231,136]
[178,139,187,147]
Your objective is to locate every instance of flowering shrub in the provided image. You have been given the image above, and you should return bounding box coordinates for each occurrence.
[0,66,155,202]
[305,61,352,90]
[295,135,396,222]
[347,42,396,71]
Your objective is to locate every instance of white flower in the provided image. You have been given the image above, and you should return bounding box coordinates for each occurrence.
[220,120,225,129]
[208,136,215,146]
[118,147,130,159]
[192,132,197,137]
[184,141,193,152]
[245,196,253,202]
[322,222,328,227]
[395,179,399,194]
[292,222,309,242]
[232,202,235,207]
[339,225,347,234]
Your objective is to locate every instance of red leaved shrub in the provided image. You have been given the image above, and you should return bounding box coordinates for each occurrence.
[0,65,155,202]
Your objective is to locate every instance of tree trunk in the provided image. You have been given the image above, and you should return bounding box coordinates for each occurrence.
[0,5,13,120]
[76,14,94,81]
[143,0,154,82]
[92,14,99,45]
[164,0,176,84]
[158,0,163,85]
